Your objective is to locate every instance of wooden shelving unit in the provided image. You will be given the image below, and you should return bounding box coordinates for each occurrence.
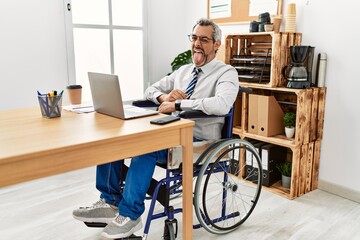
[226,33,327,199]
[233,86,326,199]
[225,32,302,88]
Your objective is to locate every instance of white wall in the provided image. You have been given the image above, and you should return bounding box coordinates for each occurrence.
[0,0,69,110]
[147,0,188,83]
[1,0,359,200]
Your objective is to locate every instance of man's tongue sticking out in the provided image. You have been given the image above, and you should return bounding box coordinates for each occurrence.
[193,50,205,66]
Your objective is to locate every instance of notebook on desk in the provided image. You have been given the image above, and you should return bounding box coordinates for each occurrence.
[88,72,158,119]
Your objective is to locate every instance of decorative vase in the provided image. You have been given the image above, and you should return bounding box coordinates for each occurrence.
[285,127,295,138]
[281,175,291,188]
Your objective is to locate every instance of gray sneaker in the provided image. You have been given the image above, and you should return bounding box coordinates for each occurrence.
[72,198,118,224]
[101,214,142,239]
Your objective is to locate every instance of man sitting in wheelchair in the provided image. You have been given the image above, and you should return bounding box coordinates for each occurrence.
[72,18,239,239]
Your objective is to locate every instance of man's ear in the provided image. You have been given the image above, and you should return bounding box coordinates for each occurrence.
[214,40,221,52]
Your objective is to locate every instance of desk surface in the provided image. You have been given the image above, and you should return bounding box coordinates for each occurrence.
[0,108,194,239]
[0,108,193,162]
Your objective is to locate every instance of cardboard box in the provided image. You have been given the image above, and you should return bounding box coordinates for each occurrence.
[248,94,284,137]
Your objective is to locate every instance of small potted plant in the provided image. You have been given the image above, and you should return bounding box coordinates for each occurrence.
[276,161,292,188]
[283,112,296,138]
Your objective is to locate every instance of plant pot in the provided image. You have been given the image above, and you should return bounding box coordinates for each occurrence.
[285,126,295,138]
[281,175,291,188]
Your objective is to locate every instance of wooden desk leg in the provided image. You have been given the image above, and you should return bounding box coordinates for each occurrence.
[181,126,193,240]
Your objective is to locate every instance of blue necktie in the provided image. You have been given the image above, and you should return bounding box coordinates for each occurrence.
[185,68,201,99]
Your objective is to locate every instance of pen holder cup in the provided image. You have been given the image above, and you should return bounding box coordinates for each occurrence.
[38,95,63,118]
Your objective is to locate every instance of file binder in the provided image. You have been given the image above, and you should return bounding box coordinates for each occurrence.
[245,145,254,181]
[229,141,240,176]
[244,140,260,181]
[251,141,268,184]
[261,144,287,187]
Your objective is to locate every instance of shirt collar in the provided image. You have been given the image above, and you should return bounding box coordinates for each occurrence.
[192,58,218,75]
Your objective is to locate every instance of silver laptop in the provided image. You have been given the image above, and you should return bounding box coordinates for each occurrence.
[88,72,158,119]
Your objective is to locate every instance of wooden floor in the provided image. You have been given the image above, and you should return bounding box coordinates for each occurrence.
[1,166,359,240]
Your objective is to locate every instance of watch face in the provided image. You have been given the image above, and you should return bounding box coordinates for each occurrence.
[175,102,181,111]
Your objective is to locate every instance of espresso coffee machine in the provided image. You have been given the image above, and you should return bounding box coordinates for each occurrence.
[282,45,315,89]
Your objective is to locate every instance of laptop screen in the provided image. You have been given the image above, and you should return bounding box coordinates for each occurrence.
[88,72,158,119]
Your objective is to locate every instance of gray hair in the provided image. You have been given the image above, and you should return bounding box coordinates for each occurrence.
[192,18,222,42]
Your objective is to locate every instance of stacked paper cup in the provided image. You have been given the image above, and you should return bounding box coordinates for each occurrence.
[271,16,282,33]
[285,3,296,32]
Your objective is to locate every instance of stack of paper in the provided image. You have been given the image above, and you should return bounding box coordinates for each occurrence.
[62,104,94,114]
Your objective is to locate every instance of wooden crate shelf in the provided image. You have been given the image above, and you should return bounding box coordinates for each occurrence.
[291,140,322,198]
[225,32,302,88]
[262,181,291,199]
[232,86,326,199]
[238,139,322,200]
[243,132,296,149]
[234,87,326,146]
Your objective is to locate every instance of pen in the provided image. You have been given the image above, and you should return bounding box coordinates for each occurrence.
[49,92,55,111]
[45,94,50,116]
[37,91,49,116]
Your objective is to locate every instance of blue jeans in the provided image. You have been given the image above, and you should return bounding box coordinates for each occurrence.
[96,150,168,220]
[96,138,201,220]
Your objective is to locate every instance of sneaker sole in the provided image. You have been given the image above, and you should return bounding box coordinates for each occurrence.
[73,214,115,224]
[101,221,143,239]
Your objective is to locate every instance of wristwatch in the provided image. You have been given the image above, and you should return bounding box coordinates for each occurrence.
[175,100,182,111]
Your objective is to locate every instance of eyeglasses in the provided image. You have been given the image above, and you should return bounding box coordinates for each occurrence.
[188,34,213,44]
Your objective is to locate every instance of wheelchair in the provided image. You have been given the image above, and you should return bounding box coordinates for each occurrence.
[85,88,263,240]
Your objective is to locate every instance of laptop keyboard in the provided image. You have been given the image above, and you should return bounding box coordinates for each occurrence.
[124,105,154,118]
[124,105,147,112]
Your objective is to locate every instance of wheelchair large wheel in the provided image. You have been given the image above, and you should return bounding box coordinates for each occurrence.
[194,139,262,234]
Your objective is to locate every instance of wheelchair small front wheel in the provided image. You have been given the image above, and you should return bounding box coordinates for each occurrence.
[162,219,177,240]
[194,139,262,234]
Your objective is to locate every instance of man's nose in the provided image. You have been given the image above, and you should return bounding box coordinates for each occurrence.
[194,38,202,46]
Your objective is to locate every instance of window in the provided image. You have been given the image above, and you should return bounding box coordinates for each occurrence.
[64,0,146,103]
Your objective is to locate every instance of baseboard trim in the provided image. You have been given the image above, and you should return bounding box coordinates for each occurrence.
[318,180,360,203]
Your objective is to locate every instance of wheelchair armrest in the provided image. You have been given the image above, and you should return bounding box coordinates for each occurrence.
[178,110,229,119]
[132,99,159,108]
[178,110,208,118]
[239,86,252,94]
[132,101,230,119]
